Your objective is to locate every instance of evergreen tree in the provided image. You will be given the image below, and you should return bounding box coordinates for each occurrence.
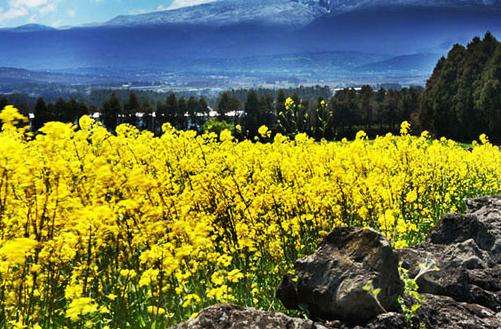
[374,88,387,130]
[52,98,67,122]
[199,97,209,117]
[243,90,260,137]
[102,93,121,132]
[359,85,374,130]
[258,94,276,131]
[275,89,287,116]
[187,96,200,130]
[332,88,358,135]
[165,93,178,126]
[123,92,140,126]
[33,97,51,131]
[176,97,188,130]
[217,92,240,120]
[0,96,8,110]
[142,99,154,131]
[383,90,400,132]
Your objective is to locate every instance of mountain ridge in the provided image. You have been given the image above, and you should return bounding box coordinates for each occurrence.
[104,0,501,28]
[106,0,331,28]
[0,24,56,33]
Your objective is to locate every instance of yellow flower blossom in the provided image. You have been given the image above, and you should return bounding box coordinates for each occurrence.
[258,125,270,138]
[65,297,98,321]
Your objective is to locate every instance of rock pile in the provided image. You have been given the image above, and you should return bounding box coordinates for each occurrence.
[175,197,501,328]
[174,304,329,329]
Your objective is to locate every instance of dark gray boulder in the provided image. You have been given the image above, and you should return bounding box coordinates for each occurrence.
[398,196,501,312]
[175,300,500,329]
[323,312,407,329]
[430,197,501,262]
[173,304,329,329]
[354,294,500,329]
[277,228,404,324]
[414,293,501,329]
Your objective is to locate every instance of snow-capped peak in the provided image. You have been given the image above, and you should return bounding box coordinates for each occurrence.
[106,0,332,28]
[167,0,218,11]
[105,0,500,28]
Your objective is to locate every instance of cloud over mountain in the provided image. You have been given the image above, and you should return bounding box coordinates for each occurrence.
[167,0,218,10]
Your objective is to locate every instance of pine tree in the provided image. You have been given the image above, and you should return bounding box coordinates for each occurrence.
[187,96,200,130]
[102,93,121,132]
[0,96,8,110]
[33,97,51,131]
[217,92,240,120]
[275,89,286,115]
[165,93,178,126]
[142,99,154,131]
[243,90,260,137]
[359,85,374,131]
[199,97,209,117]
[53,98,67,122]
[123,92,140,126]
[258,94,275,131]
[176,97,188,130]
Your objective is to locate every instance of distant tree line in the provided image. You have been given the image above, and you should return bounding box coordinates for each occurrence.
[0,33,498,142]
[0,87,422,139]
[23,93,212,133]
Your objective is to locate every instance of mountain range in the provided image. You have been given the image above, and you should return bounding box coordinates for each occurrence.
[0,0,500,87]
[105,0,501,27]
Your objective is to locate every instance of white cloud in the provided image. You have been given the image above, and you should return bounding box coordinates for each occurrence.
[166,0,217,10]
[0,0,57,23]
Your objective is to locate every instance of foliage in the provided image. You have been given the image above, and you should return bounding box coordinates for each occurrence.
[0,106,499,328]
[398,259,439,323]
[202,119,236,136]
[421,32,500,142]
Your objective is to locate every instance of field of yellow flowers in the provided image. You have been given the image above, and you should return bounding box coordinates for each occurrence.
[0,105,499,328]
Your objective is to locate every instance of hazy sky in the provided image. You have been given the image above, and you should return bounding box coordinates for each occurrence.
[0,0,216,27]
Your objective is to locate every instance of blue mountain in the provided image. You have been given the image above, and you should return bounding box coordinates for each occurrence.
[0,0,499,80]
[105,0,501,27]
[106,0,332,27]
[0,24,56,33]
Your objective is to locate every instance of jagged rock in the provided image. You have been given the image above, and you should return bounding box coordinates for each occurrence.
[415,293,501,329]
[277,228,404,324]
[173,304,329,329]
[355,294,501,329]
[398,196,501,312]
[430,197,501,262]
[319,312,407,329]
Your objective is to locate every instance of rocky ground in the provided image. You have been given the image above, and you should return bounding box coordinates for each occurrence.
[174,196,501,328]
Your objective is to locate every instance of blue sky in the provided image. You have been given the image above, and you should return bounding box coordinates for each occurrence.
[0,0,215,27]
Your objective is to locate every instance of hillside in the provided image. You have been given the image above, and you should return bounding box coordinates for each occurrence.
[355,53,439,72]
[0,24,56,33]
